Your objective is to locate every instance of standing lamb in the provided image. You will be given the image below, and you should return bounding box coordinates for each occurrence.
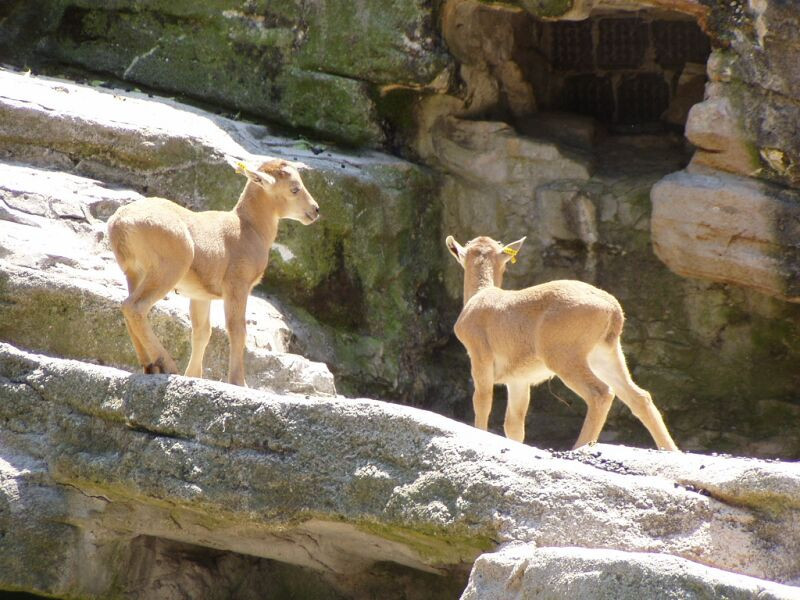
[108,158,319,387]
[446,234,678,451]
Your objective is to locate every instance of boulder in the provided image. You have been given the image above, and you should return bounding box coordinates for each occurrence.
[698,2,800,189]
[686,94,760,177]
[463,545,800,600]
[0,160,335,396]
[0,0,450,146]
[2,343,800,598]
[651,168,800,302]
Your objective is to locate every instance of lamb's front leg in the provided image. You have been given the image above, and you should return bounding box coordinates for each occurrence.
[223,288,249,387]
[185,299,211,378]
[504,381,531,443]
[470,361,494,432]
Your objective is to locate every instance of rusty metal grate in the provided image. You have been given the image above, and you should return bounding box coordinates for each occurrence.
[550,21,594,69]
[652,20,711,66]
[616,73,670,124]
[597,18,648,69]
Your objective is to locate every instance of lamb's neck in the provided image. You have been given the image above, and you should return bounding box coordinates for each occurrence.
[234,181,280,247]
[463,263,499,305]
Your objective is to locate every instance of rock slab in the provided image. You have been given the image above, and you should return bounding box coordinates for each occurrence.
[463,545,800,600]
[651,168,800,302]
[2,343,800,598]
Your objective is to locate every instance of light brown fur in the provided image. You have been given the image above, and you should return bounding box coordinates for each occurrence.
[108,159,319,386]
[446,235,678,451]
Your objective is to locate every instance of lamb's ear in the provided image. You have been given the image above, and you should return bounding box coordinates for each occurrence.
[248,168,277,186]
[501,237,526,264]
[288,160,310,171]
[234,161,276,186]
[446,235,466,265]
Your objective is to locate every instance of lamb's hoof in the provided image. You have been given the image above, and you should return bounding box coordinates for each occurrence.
[144,357,178,375]
[144,362,163,374]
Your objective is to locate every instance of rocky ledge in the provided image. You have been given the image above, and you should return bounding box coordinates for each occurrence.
[1,343,799,598]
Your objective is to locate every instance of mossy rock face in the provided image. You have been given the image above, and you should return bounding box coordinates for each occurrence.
[264,161,448,396]
[295,0,448,85]
[2,0,448,147]
[39,4,383,147]
[700,3,800,188]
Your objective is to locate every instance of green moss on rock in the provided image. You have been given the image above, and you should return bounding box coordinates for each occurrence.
[357,519,494,566]
[263,159,445,398]
[276,68,384,146]
[296,0,449,85]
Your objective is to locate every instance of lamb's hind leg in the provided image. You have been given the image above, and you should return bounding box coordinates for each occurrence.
[548,354,615,449]
[590,342,679,451]
[121,263,188,374]
[120,270,150,369]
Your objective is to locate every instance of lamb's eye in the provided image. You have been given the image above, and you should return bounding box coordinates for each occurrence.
[291,187,300,194]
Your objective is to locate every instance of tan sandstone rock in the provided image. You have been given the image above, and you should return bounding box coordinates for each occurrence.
[651,168,800,302]
[686,92,760,177]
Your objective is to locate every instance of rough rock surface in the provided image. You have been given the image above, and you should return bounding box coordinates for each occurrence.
[0,0,450,147]
[649,0,800,287]
[651,168,800,302]
[463,545,800,600]
[0,161,335,396]
[2,343,800,598]
[1,0,799,454]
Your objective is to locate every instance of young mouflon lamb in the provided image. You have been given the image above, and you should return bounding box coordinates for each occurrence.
[446,234,678,451]
[108,159,319,387]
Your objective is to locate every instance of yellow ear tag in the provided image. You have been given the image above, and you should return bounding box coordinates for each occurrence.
[235,161,248,175]
[503,247,518,264]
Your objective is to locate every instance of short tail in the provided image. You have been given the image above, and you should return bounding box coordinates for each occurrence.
[605,306,624,345]
[107,213,129,266]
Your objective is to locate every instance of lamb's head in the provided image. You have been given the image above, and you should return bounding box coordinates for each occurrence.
[238,159,320,225]
[446,235,525,288]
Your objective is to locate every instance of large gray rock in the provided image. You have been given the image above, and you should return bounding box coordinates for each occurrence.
[0,160,335,396]
[2,343,800,598]
[651,168,800,302]
[463,545,800,600]
[0,0,451,146]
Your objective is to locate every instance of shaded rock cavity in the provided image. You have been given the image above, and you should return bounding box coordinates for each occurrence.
[121,534,467,600]
[443,1,710,137]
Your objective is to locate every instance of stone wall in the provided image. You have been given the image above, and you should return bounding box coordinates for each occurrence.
[1,0,800,458]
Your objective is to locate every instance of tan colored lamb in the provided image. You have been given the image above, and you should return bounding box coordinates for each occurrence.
[446,234,678,451]
[108,159,319,387]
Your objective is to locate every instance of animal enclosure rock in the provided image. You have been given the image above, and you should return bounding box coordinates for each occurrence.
[0,0,450,147]
[1,344,799,598]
